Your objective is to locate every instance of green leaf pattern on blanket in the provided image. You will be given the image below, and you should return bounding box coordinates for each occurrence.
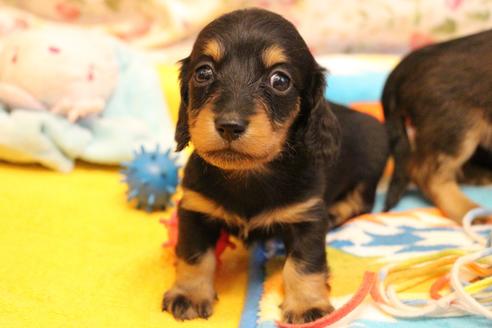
[432,18,457,34]
[467,10,490,21]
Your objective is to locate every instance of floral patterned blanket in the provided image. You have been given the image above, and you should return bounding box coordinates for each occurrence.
[2,0,492,61]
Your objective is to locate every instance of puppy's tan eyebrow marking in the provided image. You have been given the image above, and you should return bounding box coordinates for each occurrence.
[262,44,288,68]
[202,39,223,62]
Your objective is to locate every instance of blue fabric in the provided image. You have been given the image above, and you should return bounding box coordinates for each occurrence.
[239,245,266,328]
[0,43,174,172]
[325,71,389,104]
[374,186,492,212]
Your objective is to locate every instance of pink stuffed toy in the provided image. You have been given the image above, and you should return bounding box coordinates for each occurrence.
[0,27,118,122]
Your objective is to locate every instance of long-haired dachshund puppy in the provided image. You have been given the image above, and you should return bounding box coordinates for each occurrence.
[163,9,388,324]
[383,29,492,222]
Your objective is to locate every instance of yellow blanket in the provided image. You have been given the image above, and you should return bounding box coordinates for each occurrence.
[0,64,249,327]
[0,163,249,327]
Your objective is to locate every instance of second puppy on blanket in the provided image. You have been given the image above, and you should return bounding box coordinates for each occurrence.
[383,29,492,222]
[163,9,388,324]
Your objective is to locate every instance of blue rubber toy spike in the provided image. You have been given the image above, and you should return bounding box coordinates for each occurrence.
[121,145,179,212]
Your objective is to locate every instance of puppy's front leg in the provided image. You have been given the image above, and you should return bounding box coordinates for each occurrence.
[281,219,334,324]
[163,208,221,320]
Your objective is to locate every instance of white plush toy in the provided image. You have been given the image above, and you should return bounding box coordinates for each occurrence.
[0,27,118,122]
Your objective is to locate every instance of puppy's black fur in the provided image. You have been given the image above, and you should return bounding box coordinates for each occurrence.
[383,30,492,222]
[164,9,388,324]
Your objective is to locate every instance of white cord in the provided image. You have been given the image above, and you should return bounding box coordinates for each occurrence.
[462,208,492,246]
[373,208,492,319]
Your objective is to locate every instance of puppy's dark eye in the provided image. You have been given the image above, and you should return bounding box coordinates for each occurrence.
[269,71,291,92]
[194,64,214,84]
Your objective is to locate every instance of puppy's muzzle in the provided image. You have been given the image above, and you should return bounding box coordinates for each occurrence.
[214,117,249,141]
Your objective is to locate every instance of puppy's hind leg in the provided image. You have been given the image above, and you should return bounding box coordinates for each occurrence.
[328,183,376,227]
[410,135,481,223]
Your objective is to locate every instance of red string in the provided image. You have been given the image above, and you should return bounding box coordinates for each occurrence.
[430,276,449,300]
[276,271,377,328]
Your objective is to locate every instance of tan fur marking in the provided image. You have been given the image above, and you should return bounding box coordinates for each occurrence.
[242,99,300,150]
[459,111,492,185]
[328,184,366,226]
[410,129,482,222]
[164,249,216,318]
[432,182,479,222]
[478,114,492,150]
[188,99,300,171]
[174,249,216,295]
[189,104,266,170]
[249,197,321,231]
[282,258,332,323]
[262,45,288,68]
[181,188,243,227]
[181,188,321,236]
[202,39,223,62]
[188,104,226,155]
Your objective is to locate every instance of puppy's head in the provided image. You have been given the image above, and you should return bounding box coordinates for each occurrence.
[175,9,339,170]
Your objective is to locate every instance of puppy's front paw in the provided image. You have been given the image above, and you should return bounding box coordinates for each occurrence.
[162,286,215,320]
[282,303,334,324]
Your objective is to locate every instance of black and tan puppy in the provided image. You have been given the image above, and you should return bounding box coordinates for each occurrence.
[163,9,388,324]
[383,30,492,222]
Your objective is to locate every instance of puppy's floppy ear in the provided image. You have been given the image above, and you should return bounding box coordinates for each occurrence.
[303,65,341,164]
[175,56,191,152]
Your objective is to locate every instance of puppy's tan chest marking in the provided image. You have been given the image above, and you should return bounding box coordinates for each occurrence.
[181,189,243,227]
[181,188,321,237]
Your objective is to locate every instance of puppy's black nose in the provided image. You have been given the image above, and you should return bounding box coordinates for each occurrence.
[215,118,248,141]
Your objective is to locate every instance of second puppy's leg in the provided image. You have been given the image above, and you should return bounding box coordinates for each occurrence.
[410,133,480,222]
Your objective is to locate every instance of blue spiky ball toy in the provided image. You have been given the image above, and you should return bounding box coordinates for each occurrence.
[121,145,179,212]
